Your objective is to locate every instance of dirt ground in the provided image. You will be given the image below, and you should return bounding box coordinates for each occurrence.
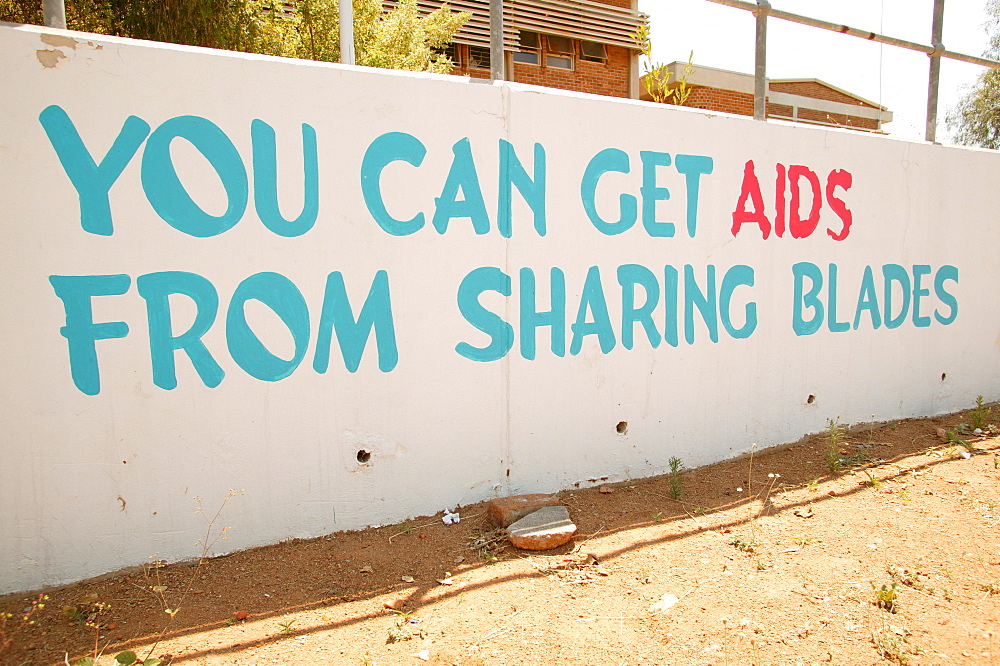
[2,408,999,666]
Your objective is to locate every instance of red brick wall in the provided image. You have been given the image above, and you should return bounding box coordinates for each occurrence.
[769,80,879,109]
[652,84,881,132]
[793,107,880,130]
[448,44,632,99]
[511,43,631,98]
[683,85,754,117]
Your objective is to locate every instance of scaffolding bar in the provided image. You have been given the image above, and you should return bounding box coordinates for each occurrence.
[926,0,945,141]
[754,0,769,120]
[42,0,65,29]
[490,0,505,80]
[704,0,1000,71]
[339,0,355,65]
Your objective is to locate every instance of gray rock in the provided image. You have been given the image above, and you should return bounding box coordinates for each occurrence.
[506,505,577,550]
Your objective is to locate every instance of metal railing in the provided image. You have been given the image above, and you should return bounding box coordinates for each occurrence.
[708,0,1000,141]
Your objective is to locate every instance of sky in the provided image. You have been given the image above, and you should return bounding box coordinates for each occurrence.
[637,0,994,142]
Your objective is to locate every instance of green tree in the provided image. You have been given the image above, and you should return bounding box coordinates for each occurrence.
[948,0,1000,149]
[0,0,469,73]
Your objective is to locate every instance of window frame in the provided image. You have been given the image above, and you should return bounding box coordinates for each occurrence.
[467,45,491,70]
[580,40,607,63]
[514,30,541,65]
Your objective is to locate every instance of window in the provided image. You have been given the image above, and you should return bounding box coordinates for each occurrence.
[545,35,574,70]
[468,46,491,70]
[442,43,461,66]
[513,30,540,65]
[546,54,574,69]
[580,40,607,63]
[546,35,573,55]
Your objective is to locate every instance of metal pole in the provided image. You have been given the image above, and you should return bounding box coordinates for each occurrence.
[43,0,66,29]
[339,0,355,65]
[703,0,1000,71]
[925,0,945,142]
[490,0,505,81]
[754,0,770,121]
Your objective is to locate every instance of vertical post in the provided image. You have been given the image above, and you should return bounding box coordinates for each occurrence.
[490,0,505,81]
[754,0,770,121]
[340,0,355,65]
[925,0,945,142]
[43,0,66,29]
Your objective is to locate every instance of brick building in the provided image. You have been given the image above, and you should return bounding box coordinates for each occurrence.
[392,0,647,99]
[642,62,892,132]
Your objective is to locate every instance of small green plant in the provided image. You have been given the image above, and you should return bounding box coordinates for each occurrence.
[971,395,993,430]
[792,536,814,547]
[633,26,694,106]
[386,610,425,644]
[73,651,161,666]
[278,619,296,633]
[667,456,684,499]
[730,537,758,554]
[863,469,883,488]
[944,429,975,453]
[980,581,1000,595]
[873,582,900,613]
[825,419,845,472]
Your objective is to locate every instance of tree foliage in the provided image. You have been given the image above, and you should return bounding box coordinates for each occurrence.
[947,0,1000,149]
[0,0,469,73]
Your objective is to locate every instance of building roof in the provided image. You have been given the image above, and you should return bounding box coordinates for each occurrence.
[383,0,647,50]
[645,62,893,127]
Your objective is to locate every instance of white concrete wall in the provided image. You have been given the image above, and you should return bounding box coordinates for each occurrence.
[2,23,999,594]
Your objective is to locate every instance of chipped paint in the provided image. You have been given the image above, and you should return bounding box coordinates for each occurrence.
[36,48,66,68]
[40,33,78,50]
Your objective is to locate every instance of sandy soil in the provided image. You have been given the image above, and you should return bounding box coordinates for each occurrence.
[2,408,999,665]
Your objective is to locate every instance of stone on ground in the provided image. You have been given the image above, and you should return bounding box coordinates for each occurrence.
[506,505,577,550]
[487,493,560,527]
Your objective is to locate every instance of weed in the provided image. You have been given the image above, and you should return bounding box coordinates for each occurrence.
[68,490,242,666]
[730,537,759,554]
[872,629,922,663]
[278,619,296,633]
[0,594,46,660]
[971,395,993,431]
[944,429,974,452]
[652,511,664,521]
[863,469,883,488]
[667,456,684,499]
[386,610,425,644]
[72,651,158,666]
[634,27,694,106]
[468,528,506,562]
[792,537,814,547]
[873,582,900,613]
[825,419,845,472]
[980,581,1000,596]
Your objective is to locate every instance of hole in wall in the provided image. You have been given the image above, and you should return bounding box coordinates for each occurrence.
[356,449,372,464]
[506,468,511,477]
[807,394,816,404]
[941,372,947,381]
[616,421,628,435]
